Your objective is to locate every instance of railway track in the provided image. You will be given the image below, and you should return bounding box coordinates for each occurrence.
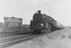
[0,33,42,48]
[0,35,38,48]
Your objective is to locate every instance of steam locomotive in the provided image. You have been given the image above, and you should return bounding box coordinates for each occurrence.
[29,14,64,35]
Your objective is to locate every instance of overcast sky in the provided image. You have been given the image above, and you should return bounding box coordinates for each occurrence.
[0,0,71,26]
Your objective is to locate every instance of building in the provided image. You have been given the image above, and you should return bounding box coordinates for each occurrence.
[4,17,22,27]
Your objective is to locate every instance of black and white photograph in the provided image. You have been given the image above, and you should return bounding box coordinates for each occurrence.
[0,0,71,48]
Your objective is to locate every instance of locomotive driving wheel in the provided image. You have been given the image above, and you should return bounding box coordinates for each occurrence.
[41,23,52,33]
[47,23,52,33]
